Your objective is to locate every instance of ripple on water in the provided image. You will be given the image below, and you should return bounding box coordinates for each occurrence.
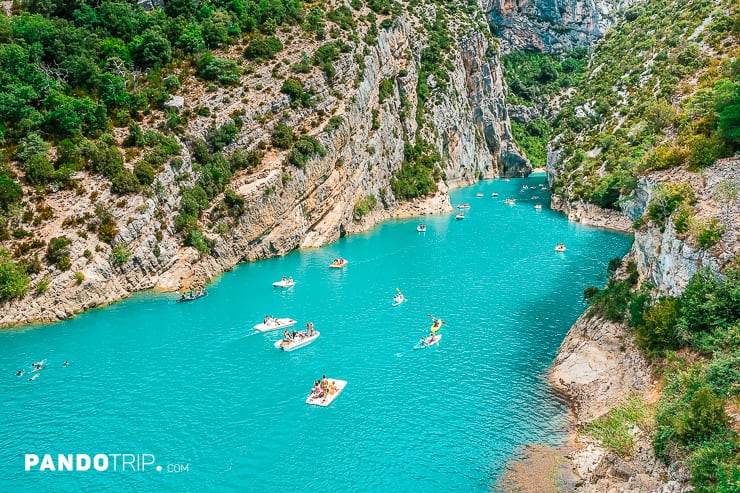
[0,178,632,492]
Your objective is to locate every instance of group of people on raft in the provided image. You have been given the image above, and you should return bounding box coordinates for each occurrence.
[309,374,336,399]
[178,289,207,302]
[282,322,316,343]
[330,257,346,266]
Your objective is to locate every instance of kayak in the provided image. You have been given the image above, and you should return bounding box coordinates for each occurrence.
[414,333,442,350]
[392,295,406,307]
[253,318,297,332]
[272,279,295,288]
[274,331,320,352]
[306,379,347,406]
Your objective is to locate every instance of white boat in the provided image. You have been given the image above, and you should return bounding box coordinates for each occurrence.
[534,204,542,210]
[475,193,484,197]
[392,294,406,307]
[530,186,537,189]
[274,331,320,352]
[504,198,516,206]
[417,224,426,232]
[28,373,40,381]
[306,379,347,406]
[272,278,295,288]
[329,259,348,268]
[253,318,297,332]
[413,333,442,350]
[504,178,510,182]
[455,212,465,220]
[457,203,470,209]
[31,359,47,368]
[491,192,498,197]
[554,244,566,252]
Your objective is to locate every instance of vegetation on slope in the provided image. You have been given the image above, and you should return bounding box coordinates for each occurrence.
[585,257,740,491]
[548,0,739,211]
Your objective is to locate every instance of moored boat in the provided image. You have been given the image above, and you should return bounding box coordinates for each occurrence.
[253,317,297,332]
[306,378,347,406]
[455,211,465,220]
[476,193,484,197]
[417,224,426,232]
[457,203,470,209]
[274,331,320,352]
[491,192,498,197]
[534,204,542,210]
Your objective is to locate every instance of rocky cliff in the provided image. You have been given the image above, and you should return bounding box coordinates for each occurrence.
[0,11,528,327]
[484,0,635,53]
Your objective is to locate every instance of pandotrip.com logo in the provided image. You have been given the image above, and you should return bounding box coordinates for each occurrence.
[24,454,190,473]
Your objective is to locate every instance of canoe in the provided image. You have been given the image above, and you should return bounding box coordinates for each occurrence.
[272,279,295,288]
[329,260,348,268]
[306,379,347,406]
[253,318,297,332]
[414,333,442,350]
[274,331,320,352]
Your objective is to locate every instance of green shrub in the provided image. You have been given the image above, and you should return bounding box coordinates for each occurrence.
[0,249,30,300]
[74,271,85,284]
[288,135,326,168]
[378,78,395,102]
[24,156,55,185]
[271,123,295,149]
[280,78,314,107]
[0,176,23,213]
[46,236,72,271]
[327,6,355,30]
[634,297,681,353]
[390,142,440,200]
[647,183,695,227]
[586,395,649,457]
[111,169,140,195]
[325,116,344,132]
[133,161,155,186]
[206,122,239,151]
[109,244,131,265]
[224,189,244,216]
[244,36,283,60]
[686,134,727,170]
[197,52,241,85]
[696,218,725,249]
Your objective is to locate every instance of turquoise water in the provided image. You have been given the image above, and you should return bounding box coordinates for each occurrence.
[0,177,632,492]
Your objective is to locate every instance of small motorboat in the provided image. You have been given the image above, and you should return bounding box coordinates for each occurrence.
[272,277,295,288]
[414,333,442,350]
[457,203,470,209]
[177,290,208,302]
[504,198,516,206]
[253,317,297,332]
[275,331,320,352]
[329,258,348,268]
[491,192,498,197]
[306,379,347,406]
[530,186,537,189]
[417,224,426,232]
[476,193,484,197]
[455,211,465,220]
[534,204,542,210]
[554,243,566,252]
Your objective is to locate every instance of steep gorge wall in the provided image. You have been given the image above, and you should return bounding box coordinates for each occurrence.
[485,0,636,53]
[0,15,526,327]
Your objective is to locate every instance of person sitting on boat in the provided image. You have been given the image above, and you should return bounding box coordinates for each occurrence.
[282,276,287,282]
[63,361,69,367]
[311,381,324,398]
[288,276,293,283]
[283,329,292,342]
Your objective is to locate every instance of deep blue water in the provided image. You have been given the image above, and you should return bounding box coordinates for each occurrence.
[0,177,632,492]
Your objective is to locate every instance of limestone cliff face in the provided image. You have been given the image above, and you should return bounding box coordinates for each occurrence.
[0,15,526,327]
[485,0,636,53]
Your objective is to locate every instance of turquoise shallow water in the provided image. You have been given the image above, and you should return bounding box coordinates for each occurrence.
[0,177,632,492]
